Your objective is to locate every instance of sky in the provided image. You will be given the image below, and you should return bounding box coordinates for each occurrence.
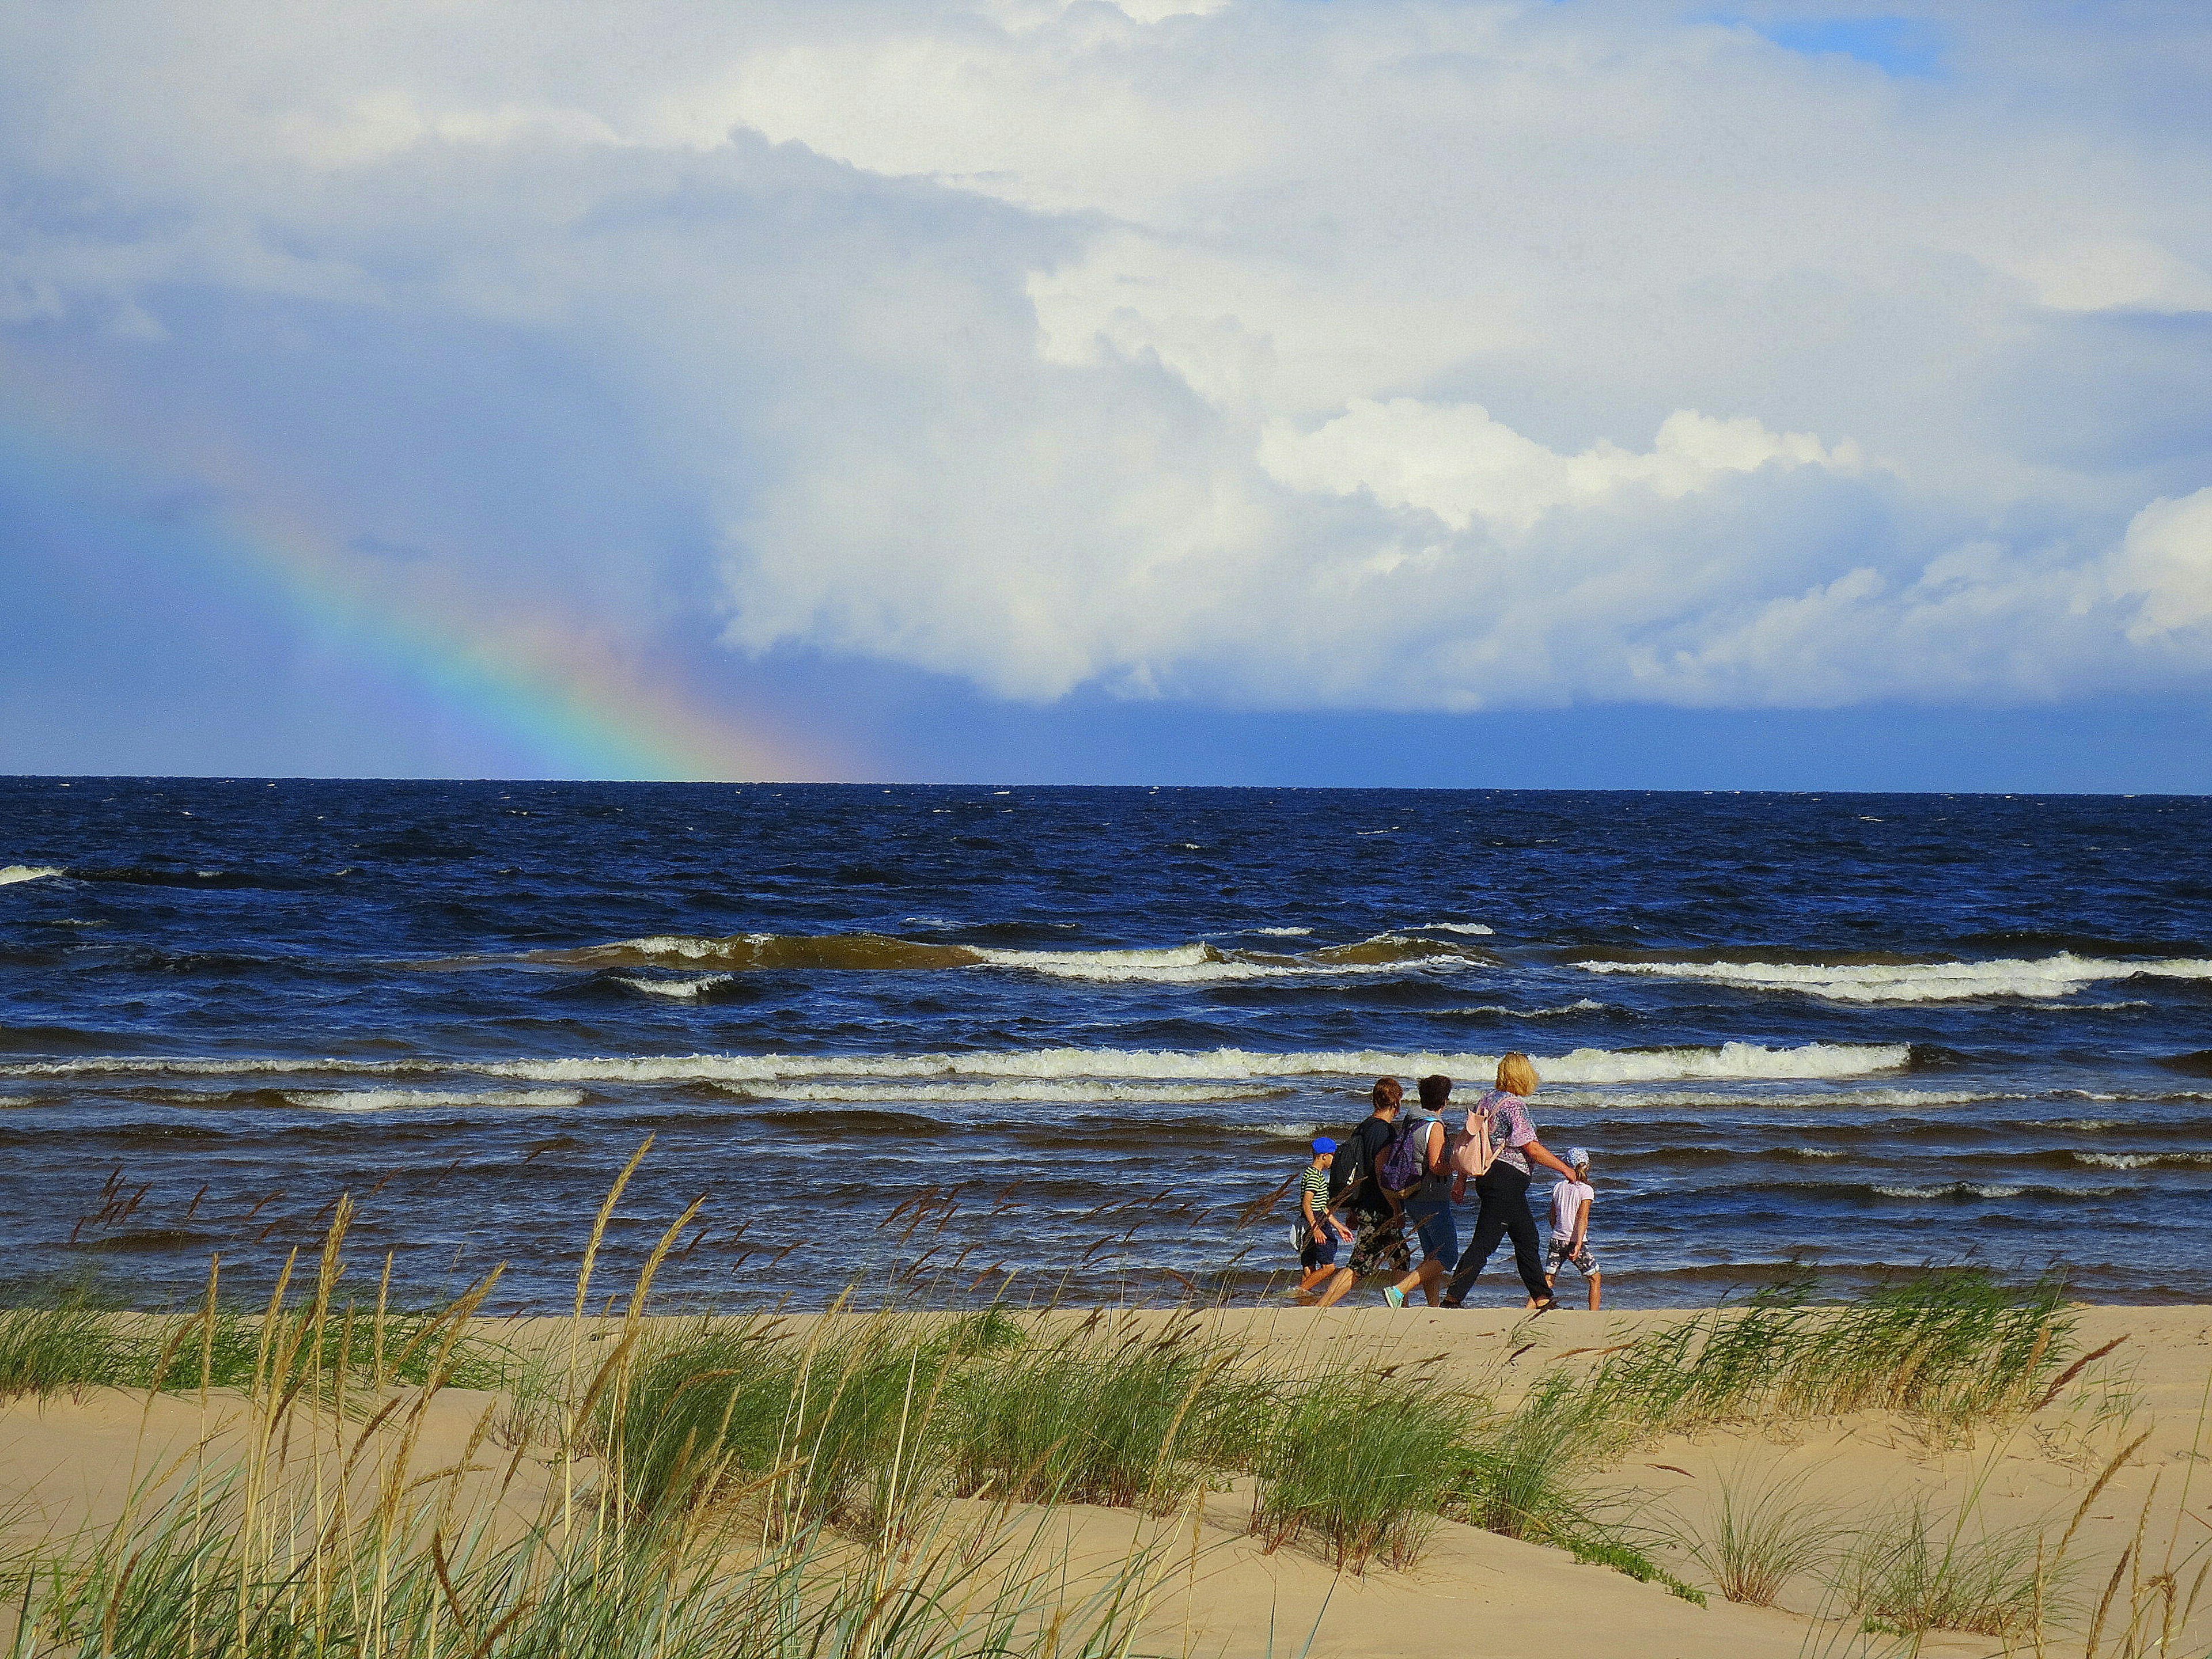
[2,0,2209,789]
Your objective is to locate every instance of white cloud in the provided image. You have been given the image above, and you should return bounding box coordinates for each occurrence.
[1258,403,1862,533]
[2,0,2211,719]
[2110,488,2212,639]
[2008,238,2212,314]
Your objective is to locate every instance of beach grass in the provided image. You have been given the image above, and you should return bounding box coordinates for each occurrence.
[0,1200,1166,1659]
[0,1263,512,1405]
[5,1446,1161,1659]
[948,1309,1266,1511]
[1676,1464,1842,1607]
[0,1305,129,1400]
[600,1313,803,1516]
[1832,1499,2050,1641]
[0,1156,2128,1653]
[1247,1361,1480,1571]
[1449,1368,1600,1541]
[1579,1267,2071,1443]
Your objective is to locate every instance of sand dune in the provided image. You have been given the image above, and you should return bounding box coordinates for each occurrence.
[0,1303,2200,1658]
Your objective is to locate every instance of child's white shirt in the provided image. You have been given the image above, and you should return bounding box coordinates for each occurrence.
[1550,1178,1594,1241]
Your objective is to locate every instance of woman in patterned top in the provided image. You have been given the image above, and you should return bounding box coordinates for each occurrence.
[1441,1051,1581,1310]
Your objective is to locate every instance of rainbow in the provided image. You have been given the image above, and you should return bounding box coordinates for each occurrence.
[219,494,813,782]
[1,351,825,781]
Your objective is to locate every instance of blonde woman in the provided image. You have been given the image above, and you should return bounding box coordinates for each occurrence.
[1441,1052,1579,1310]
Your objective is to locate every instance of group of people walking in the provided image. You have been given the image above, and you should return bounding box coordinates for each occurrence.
[1291,1052,1602,1312]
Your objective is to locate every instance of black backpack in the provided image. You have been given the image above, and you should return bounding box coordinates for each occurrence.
[1327,1119,1374,1208]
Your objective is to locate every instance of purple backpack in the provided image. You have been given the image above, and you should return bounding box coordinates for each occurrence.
[1378,1116,1432,1194]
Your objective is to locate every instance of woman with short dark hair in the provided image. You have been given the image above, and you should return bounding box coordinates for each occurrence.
[1382,1073,1457,1307]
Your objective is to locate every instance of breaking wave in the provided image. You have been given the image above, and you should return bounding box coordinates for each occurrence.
[283,1088,586,1112]
[1578,952,2212,1003]
[0,866,63,887]
[3,1039,1911,1087]
[1546,1085,1988,1111]
[1870,1182,2032,1199]
[615,974,736,999]
[514,929,1495,983]
[721,1080,1290,1105]
[1450,999,1609,1018]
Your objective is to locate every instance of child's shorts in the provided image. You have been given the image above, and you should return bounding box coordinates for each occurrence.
[1300,1232,1339,1270]
[1547,1236,1599,1276]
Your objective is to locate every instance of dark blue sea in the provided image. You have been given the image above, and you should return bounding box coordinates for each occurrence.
[2,779,2208,1310]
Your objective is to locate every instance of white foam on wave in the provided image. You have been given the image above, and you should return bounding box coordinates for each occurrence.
[285,1088,585,1112]
[1420,922,1495,935]
[610,934,752,962]
[970,938,1467,983]
[972,942,1287,982]
[1548,1085,1983,1111]
[2052,1089,2212,1104]
[2072,1150,2212,1169]
[558,929,1483,984]
[472,1040,1910,1087]
[1248,927,1312,937]
[1873,1182,2027,1199]
[1578,952,2212,1003]
[0,866,64,887]
[3,1040,1907,1088]
[1451,999,1608,1018]
[616,974,734,998]
[728,1080,1290,1105]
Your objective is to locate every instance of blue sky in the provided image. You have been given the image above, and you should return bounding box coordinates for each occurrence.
[3,1,2210,789]
[1745,14,1947,78]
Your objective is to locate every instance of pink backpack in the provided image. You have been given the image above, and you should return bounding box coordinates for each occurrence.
[1449,1105,1497,1179]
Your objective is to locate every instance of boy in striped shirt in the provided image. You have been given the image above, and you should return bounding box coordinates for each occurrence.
[1295,1138,1354,1301]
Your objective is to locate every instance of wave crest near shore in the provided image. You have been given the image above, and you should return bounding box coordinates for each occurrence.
[518,929,1493,982]
[721,1079,1290,1104]
[282,1088,586,1112]
[1578,950,2212,1002]
[3,1039,1911,1086]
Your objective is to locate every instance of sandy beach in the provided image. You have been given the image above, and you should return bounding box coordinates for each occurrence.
[1,1297,2201,1658]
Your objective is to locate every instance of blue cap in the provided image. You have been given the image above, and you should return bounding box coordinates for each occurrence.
[1312,1137,1338,1154]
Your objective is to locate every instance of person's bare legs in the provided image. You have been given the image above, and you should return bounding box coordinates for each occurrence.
[1390,1256,1446,1304]
[1294,1264,1335,1300]
[1388,1256,1437,1303]
[1313,1266,1357,1308]
[1586,1271,1601,1311]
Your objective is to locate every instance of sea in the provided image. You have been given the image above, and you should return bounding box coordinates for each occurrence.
[1,779,2208,1311]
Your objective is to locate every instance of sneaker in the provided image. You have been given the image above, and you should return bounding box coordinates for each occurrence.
[1382,1286,1406,1308]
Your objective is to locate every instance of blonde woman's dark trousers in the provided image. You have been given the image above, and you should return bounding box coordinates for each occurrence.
[1444,1163,1550,1304]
